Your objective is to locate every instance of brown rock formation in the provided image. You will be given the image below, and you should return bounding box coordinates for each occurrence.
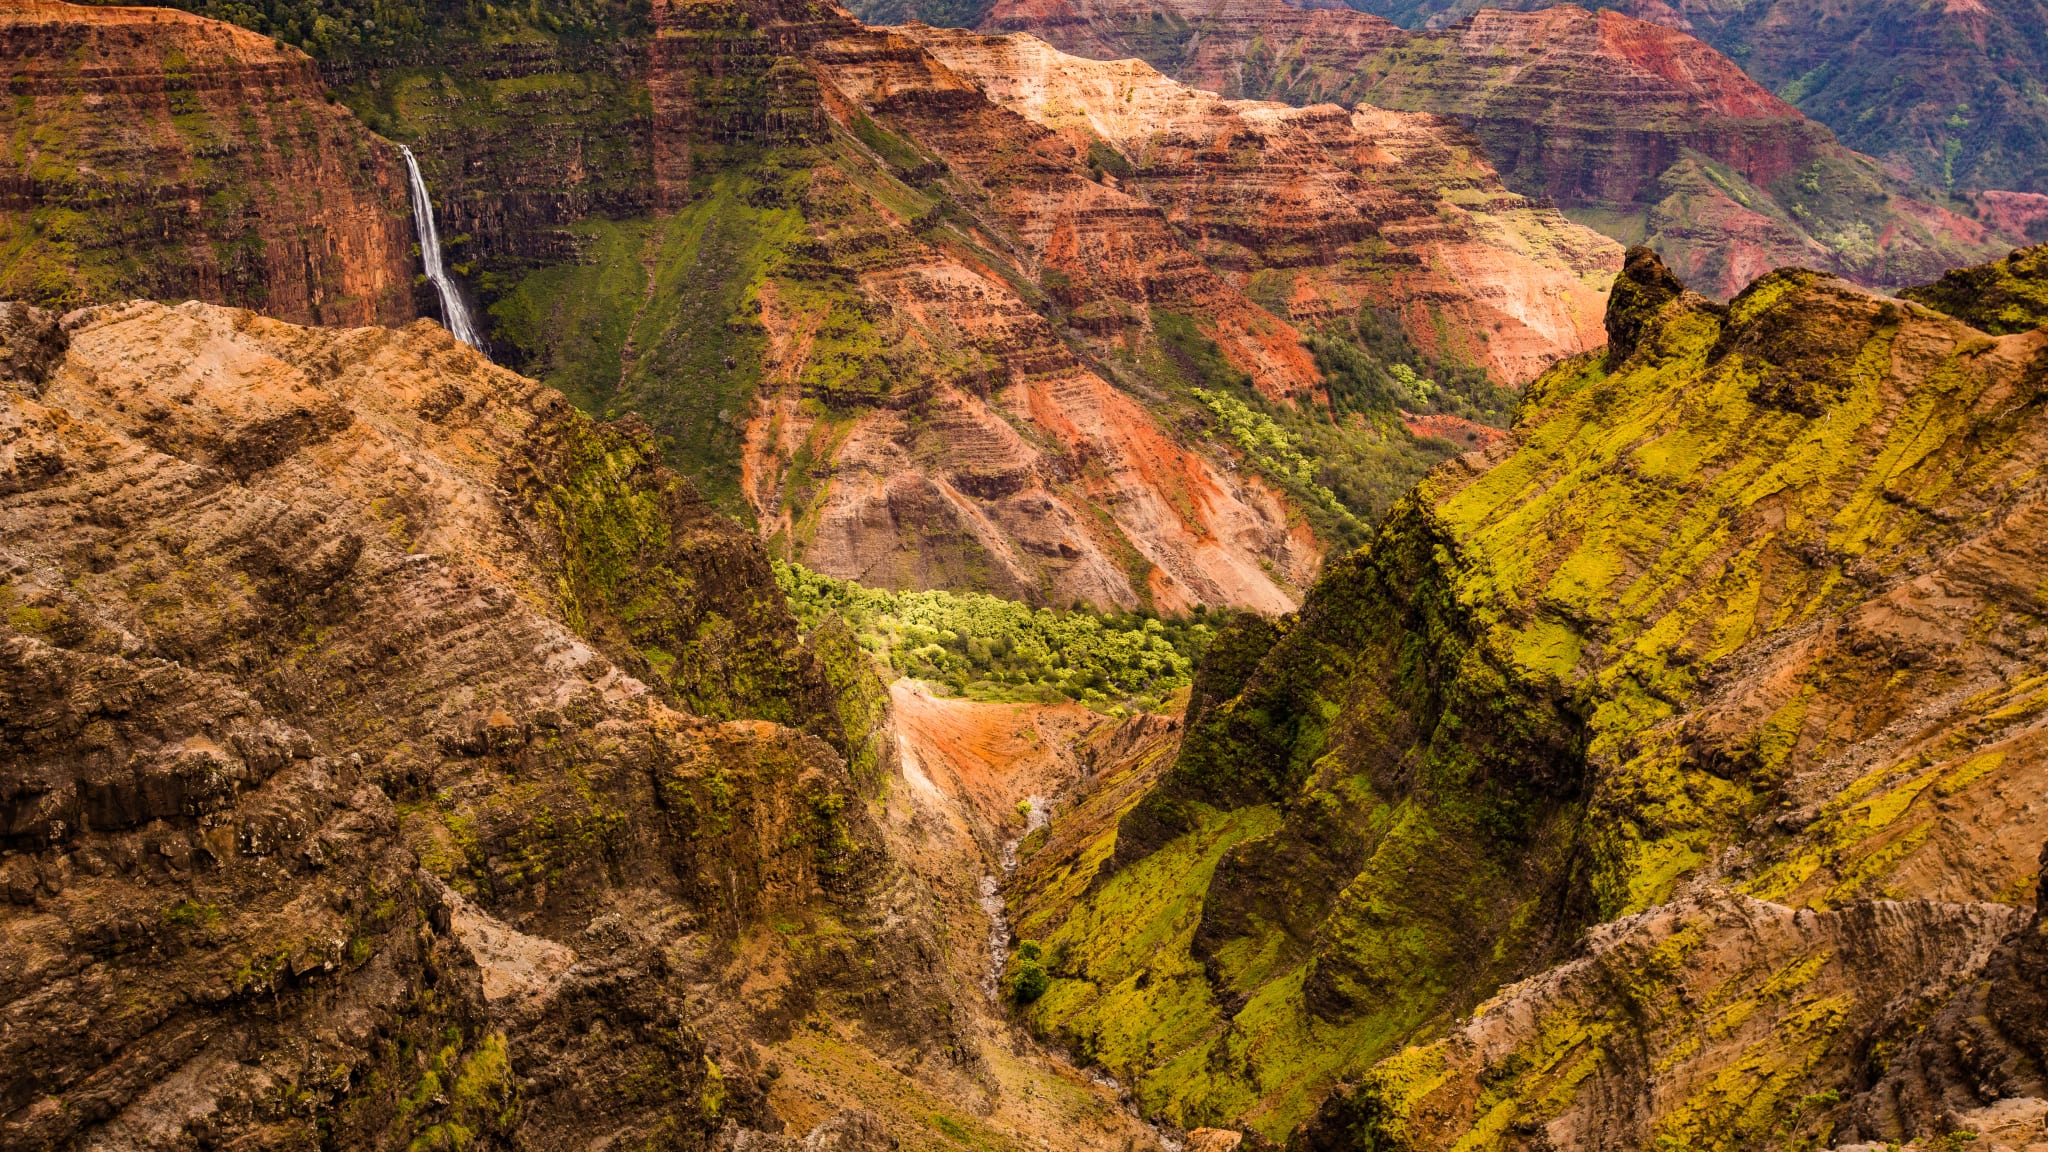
[1297,891,2030,1152]
[895,27,1620,384]
[0,1,415,324]
[0,297,1168,1150]
[1847,842,2048,1148]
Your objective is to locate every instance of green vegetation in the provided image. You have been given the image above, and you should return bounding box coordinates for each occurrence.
[1137,309,1485,556]
[1006,940,1050,1003]
[775,561,1218,713]
[164,899,224,929]
[496,178,793,514]
[94,0,652,65]
[1190,387,1352,528]
[1902,241,2048,334]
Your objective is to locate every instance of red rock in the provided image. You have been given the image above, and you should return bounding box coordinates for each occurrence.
[0,1,415,324]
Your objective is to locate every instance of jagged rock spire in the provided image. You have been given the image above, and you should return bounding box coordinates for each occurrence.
[1604,245,1687,364]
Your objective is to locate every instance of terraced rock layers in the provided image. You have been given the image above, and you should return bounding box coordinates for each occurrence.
[0,1,415,323]
[895,27,1619,384]
[969,0,2026,299]
[0,298,1159,1151]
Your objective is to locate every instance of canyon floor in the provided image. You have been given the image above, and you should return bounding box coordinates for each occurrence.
[764,681,1173,1152]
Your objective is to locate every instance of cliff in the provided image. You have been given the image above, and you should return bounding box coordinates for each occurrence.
[968,0,2027,300]
[0,1,415,324]
[1338,0,2048,202]
[0,298,1161,1151]
[454,0,1611,610]
[2,0,1620,611]
[1004,245,2048,1142]
[896,27,1619,385]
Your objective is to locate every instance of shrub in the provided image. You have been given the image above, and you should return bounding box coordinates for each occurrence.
[775,562,1218,713]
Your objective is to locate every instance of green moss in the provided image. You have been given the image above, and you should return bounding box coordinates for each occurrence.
[1025,803,1280,1112]
[1902,242,2048,334]
[164,899,223,929]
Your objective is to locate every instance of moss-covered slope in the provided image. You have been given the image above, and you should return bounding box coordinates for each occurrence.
[1902,240,2048,335]
[1012,245,2048,1141]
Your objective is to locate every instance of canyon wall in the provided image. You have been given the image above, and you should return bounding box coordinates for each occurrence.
[970,0,2027,300]
[897,27,1619,385]
[1004,246,2048,1143]
[0,297,1162,1151]
[1342,0,2048,202]
[0,0,1625,611]
[0,2,415,325]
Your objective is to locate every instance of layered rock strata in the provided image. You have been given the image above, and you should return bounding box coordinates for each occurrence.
[0,2,415,324]
[0,298,1135,1150]
[898,27,1619,384]
[1341,0,2048,202]
[971,0,2024,299]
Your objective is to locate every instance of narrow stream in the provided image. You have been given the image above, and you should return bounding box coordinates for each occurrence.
[979,795,1048,1001]
[399,146,486,352]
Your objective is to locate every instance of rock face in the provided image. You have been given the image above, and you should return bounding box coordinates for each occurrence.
[1006,247,2048,1142]
[0,299,1156,1150]
[1297,892,2031,1152]
[897,27,1619,385]
[968,0,2026,299]
[0,2,415,324]
[464,0,1550,613]
[1343,0,2048,202]
[0,0,1617,611]
[1902,241,2048,335]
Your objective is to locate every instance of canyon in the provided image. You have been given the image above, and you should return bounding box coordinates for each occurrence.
[3,0,2048,1150]
[0,296,1170,1152]
[0,0,1634,612]
[1343,0,2048,204]
[961,0,2030,299]
[9,242,2045,1151]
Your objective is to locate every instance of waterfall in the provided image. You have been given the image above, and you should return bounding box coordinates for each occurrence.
[399,146,484,352]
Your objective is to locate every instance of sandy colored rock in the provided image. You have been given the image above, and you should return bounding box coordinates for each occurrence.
[0,299,1161,1150]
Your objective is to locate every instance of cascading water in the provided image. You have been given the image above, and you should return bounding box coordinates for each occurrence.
[399,146,484,352]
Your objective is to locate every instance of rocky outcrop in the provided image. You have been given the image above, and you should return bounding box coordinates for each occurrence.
[971,0,2027,299]
[0,299,985,1149]
[0,2,415,324]
[1847,843,2048,1148]
[1903,240,2048,335]
[1007,248,2048,1139]
[896,28,1620,384]
[1298,891,2029,1151]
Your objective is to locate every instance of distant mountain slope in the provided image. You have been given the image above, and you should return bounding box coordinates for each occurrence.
[896,26,1619,384]
[964,0,2028,298]
[16,0,1624,612]
[1344,0,2048,203]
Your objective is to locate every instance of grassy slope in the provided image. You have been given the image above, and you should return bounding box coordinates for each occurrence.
[492,179,791,512]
